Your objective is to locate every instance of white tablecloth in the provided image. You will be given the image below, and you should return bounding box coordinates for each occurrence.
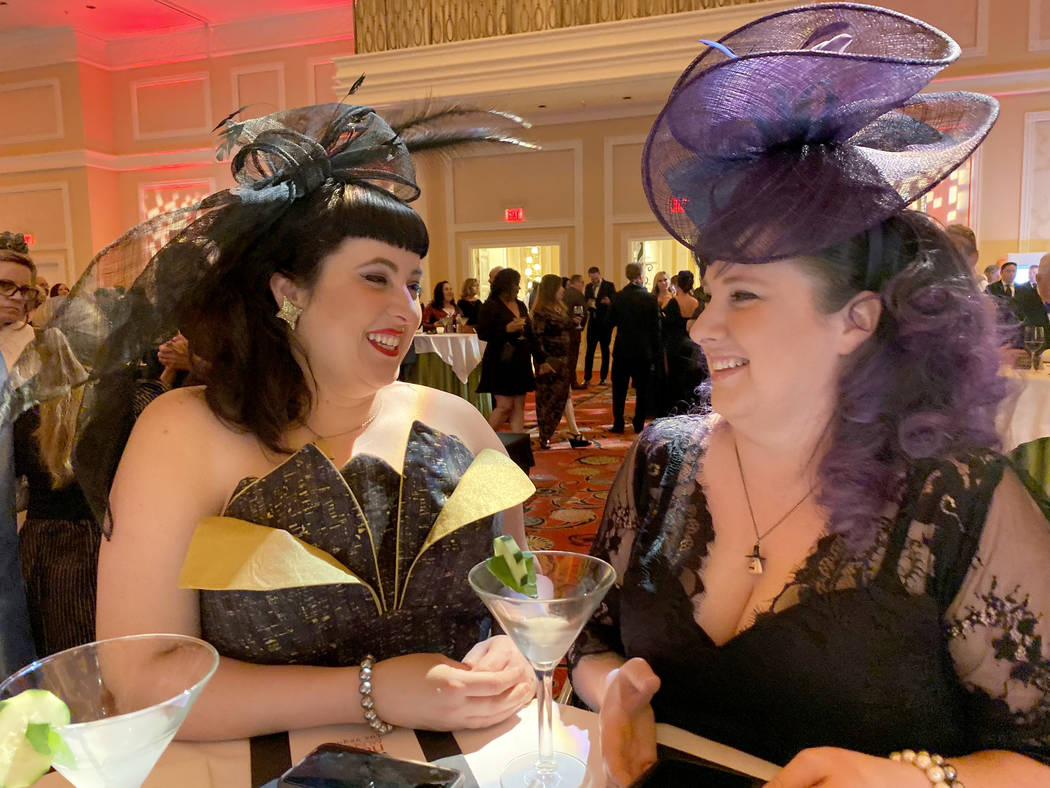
[413,334,484,384]
[999,366,1050,451]
[37,701,779,787]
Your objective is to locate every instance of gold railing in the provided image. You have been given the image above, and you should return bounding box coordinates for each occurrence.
[354,0,773,52]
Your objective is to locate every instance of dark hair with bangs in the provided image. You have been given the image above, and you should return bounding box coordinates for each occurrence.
[180,181,428,453]
[697,210,1008,548]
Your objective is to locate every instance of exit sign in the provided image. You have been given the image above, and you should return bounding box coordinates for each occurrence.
[23,234,35,246]
[504,207,525,223]
[670,197,688,214]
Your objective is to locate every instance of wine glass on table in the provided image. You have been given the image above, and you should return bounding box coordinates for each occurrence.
[0,634,219,788]
[468,551,615,788]
[1024,325,1045,370]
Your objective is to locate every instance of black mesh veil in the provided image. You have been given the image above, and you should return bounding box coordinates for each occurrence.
[2,98,535,529]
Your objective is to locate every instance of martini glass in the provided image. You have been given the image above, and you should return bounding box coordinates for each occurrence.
[468,551,615,788]
[0,633,219,788]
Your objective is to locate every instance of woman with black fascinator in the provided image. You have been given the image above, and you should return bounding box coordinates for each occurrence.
[568,5,1050,787]
[14,101,544,739]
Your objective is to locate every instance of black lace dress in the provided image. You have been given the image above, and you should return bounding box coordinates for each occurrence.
[196,422,508,665]
[570,415,1050,766]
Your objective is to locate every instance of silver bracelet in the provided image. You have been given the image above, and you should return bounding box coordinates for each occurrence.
[358,654,394,734]
[889,749,963,788]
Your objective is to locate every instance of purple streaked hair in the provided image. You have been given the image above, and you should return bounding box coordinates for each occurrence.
[803,209,1007,546]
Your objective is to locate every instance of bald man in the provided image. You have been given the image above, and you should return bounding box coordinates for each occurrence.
[1015,253,1050,354]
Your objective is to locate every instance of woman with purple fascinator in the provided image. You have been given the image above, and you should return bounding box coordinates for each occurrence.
[569,5,1050,787]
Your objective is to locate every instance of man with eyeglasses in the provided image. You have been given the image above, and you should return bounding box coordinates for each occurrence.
[0,231,40,675]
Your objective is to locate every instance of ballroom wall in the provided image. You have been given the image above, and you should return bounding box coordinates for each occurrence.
[1,0,1050,290]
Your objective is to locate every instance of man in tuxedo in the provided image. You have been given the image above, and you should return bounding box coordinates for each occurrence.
[608,262,661,433]
[583,266,615,386]
[988,260,1018,299]
[1015,253,1050,354]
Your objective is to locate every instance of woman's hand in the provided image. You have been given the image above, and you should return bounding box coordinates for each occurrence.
[599,658,661,787]
[507,317,526,333]
[536,362,555,376]
[462,635,534,683]
[372,651,534,731]
[765,747,930,788]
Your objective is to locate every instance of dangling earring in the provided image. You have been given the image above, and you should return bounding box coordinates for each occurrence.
[276,297,302,330]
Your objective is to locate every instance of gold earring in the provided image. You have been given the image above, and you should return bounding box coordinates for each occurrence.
[276,297,302,330]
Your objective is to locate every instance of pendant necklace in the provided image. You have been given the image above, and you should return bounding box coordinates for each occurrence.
[305,404,381,462]
[733,437,815,575]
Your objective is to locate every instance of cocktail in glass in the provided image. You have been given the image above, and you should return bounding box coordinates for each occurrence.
[0,633,219,788]
[468,550,615,788]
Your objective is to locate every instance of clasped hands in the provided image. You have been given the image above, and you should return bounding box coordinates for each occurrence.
[599,658,932,788]
[371,635,535,732]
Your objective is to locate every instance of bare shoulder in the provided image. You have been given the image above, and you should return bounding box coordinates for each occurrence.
[390,382,508,457]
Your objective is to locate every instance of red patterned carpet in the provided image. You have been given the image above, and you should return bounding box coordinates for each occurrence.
[519,384,637,554]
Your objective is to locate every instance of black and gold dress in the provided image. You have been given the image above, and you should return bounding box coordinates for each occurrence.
[179,421,534,665]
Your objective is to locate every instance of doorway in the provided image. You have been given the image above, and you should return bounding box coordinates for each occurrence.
[626,237,697,291]
[468,243,561,301]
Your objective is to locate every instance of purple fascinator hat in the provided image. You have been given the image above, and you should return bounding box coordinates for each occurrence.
[642,2,999,264]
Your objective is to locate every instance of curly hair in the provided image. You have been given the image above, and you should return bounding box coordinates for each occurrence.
[698,210,1008,546]
[178,181,428,453]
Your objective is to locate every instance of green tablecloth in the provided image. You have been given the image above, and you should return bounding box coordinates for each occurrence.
[408,351,492,417]
[1012,437,1050,498]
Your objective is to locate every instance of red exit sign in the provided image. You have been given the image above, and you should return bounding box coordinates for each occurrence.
[504,207,525,223]
[670,197,688,214]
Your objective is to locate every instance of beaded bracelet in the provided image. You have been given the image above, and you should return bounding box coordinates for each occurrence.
[358,655,394,734]
[889,749,964,788]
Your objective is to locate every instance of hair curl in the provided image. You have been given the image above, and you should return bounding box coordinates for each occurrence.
[179,181,428,453]
[806,211,1006,545]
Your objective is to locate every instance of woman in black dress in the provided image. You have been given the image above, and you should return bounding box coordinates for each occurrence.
[477,268,551,432]
[657,270,705,415]
[570,5,1050,787]
[457,277,481,331]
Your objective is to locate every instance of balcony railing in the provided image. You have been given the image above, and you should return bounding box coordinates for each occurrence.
[354,0,774,53]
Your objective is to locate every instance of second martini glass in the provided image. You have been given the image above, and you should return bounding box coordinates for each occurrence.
[0,633,219,788]
[468,550,615,788]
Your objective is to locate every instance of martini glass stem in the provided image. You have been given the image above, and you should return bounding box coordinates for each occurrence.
[536,667,556,774]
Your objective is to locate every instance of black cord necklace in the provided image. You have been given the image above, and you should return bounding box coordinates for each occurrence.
[733,437,815,575]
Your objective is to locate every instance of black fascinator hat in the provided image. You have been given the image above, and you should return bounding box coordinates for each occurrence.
[642,2,998,264]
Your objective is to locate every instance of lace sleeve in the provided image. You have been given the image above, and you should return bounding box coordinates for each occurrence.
[945,468,1050,763]
[568,436,645,667]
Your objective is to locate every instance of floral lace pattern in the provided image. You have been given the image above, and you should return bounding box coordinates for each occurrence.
[571,414,1050,764]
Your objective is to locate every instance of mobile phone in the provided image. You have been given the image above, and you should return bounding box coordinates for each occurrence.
[278,743,463,788]
[627,756,765,787]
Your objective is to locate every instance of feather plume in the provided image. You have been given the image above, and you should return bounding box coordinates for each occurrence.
[388,102,538,157]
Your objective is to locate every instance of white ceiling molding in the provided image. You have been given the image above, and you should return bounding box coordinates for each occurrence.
[0,5,353,72]
[0,147,217,175]
[932,66,1050,98]
[333,1,796,116]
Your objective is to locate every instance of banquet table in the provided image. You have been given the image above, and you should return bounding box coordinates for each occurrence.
[36,700,779,788]
[999,365,1050,492]
[407,333,491,417]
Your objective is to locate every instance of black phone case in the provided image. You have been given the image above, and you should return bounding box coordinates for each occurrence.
[278,743,463,788]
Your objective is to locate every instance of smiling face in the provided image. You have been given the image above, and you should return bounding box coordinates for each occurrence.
[0,260,35,327]
[654,273,669,293]
[442,281,455,305]
[277,237,423,398]
[589,270,601,286]
[693,259,875,435]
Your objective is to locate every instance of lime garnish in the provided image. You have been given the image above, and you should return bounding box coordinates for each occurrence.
[0,689,75,788]
[487,535,537,597]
